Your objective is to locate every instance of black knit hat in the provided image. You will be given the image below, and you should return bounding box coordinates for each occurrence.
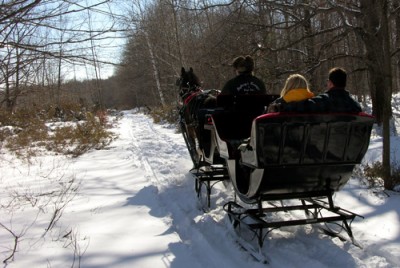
[232,55,254,74]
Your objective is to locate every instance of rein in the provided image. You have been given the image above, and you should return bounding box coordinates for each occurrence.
[179,82,202,101]
[177,67,204,104]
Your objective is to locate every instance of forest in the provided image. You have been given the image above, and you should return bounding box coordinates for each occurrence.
[114,0,400,190]
[2,1,399,114]
[116,0,398,112]
[1,0,400,188]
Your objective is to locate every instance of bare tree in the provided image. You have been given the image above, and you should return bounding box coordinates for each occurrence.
[355,0,393,188]
[1,0,124,112]
[392,1,400,94]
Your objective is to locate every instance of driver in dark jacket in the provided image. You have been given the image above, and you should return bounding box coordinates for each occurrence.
[270,67,362,113]
[220,55,267,96]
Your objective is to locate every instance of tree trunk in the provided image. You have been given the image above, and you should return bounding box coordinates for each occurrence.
[359,0,393,189]
[302,1,317,81]
[394,1,400,94]
[144,30,165,107]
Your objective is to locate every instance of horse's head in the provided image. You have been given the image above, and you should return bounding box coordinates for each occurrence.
[177,67,201,99]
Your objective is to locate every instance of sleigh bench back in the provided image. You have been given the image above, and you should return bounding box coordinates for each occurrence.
[241,112,375,196]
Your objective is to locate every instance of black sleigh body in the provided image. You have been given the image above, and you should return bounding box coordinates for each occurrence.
[214,112,374,203]
[181,92,374,252]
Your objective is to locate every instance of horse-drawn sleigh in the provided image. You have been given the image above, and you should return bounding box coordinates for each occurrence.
[177,67,374,259]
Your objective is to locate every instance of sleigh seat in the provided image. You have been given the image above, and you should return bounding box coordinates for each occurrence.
[232,112,375,201]
[209,94,279,158]
[219,112,375,250]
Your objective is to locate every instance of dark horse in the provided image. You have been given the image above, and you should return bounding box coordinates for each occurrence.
[177,67,218,168]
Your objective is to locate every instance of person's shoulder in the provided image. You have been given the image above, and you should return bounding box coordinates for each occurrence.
[225,76,238,84]
[267,97,286,112]
[278,94,329,112]
[273,97,286,104]
[251,75,267,92]
[275,98,310,112]
[322,88,362,112]
[326,88,360,102]
[326,87,350,97]
[228,76,246,86]
[312,92,329,99]
[222,76,238,88]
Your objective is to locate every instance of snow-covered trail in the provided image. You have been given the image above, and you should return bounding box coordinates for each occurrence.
[56,111,262,268]
[63,112,188,268]
[114,111,398,268]
[66,111,210,268]
[123,111,266,268]
[64,110,398,268]
[4,109,397,267]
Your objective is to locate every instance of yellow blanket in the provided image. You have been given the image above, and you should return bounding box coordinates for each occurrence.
[283,88,314,103]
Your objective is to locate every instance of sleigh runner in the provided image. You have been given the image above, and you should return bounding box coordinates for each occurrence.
[177,67,374,250]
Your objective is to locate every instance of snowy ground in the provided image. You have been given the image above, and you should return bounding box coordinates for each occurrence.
[1,109,400,267]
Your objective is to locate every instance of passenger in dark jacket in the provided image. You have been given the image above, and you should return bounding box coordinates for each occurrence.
[220,55,267,96]
[270,67,362,113]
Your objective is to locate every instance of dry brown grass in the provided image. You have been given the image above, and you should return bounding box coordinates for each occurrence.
[0,104,114,159]
[149,104,179,124]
